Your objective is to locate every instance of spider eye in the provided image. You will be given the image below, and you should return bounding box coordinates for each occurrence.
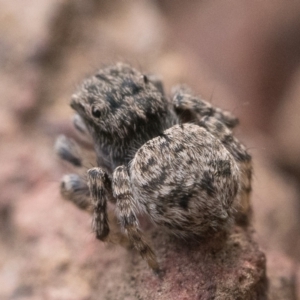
[91,106,101,118]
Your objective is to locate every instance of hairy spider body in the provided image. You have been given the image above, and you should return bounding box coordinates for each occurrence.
[129,123,239,238]
[55,63,252,271]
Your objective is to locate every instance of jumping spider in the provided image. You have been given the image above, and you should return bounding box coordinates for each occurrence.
[55,63,252,272]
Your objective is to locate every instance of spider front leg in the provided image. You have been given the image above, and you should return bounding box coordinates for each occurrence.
[112,166,159,272]
[72,114,94,145]
[87,167,112,241]
[60,174,92,212]
[172,85,239,129]
[55,135,93,211]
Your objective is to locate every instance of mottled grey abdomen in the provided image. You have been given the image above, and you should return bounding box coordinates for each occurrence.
[130,124,240,237]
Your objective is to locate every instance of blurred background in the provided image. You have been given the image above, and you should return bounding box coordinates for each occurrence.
[0,0,300,299]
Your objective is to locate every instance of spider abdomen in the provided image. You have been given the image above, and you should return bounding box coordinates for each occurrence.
[130,123,240,237]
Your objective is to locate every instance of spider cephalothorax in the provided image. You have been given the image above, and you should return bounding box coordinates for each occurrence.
[70,63,177,172]
[55,63,252,271]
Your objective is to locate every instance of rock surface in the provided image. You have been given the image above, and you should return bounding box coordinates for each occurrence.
[1,172,268,299]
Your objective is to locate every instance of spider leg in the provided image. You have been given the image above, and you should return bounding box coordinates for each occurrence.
[60,173,92,212]
[87,167,112,241]
[112,166,159,272]
[198,116,252,225]
[55,135,83,167]
[73,113,89,136]
[56,135,95,210]
[72,114,94,145]
[172,85,239,128]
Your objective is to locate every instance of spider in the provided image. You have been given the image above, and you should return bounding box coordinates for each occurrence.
[55,63,252,272]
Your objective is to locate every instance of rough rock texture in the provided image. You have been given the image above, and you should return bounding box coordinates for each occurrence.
[127,227,267,300]
[1,0,300,299]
